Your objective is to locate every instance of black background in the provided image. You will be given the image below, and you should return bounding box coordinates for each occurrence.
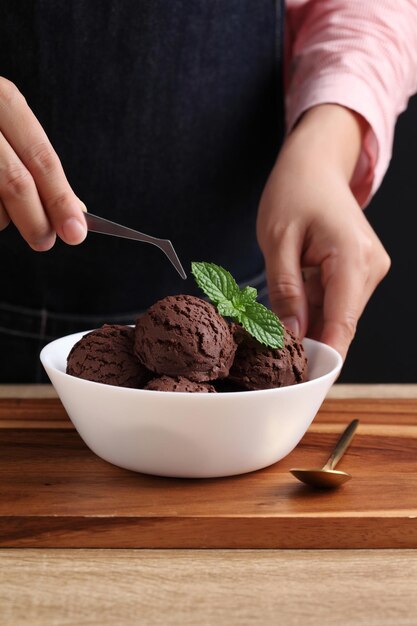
[340,94,417,382]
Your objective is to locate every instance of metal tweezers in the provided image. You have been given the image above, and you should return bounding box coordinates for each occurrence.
[84,212,187,280]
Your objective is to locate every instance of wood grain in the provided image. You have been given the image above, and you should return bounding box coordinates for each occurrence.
[1,397,417,548]
[2,549,417,626]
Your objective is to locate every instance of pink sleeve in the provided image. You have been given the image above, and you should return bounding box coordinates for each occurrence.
[285,0,417,206]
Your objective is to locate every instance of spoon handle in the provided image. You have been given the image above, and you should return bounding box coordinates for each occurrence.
[323,419,359,471]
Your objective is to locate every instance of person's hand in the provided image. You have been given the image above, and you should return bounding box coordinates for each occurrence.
[257,104,391,359]
[0,77,87,250]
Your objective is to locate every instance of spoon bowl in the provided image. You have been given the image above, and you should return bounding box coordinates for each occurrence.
[290,419,359,489]
[290,467,352,489]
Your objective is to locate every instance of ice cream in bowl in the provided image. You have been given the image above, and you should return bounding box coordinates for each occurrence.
[40,262,342,478]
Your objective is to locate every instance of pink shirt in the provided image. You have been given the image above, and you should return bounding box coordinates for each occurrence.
[285,0,417,206]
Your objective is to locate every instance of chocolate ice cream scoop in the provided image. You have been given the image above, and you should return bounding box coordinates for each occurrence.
[228,325,307,391]
[67,324,151,388]
[134,295,237,382]
[144,375,217,393]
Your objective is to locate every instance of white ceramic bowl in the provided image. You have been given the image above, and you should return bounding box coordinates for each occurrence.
[40,331,342,478]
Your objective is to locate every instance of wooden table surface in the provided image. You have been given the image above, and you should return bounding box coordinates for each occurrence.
[2,384,417,626]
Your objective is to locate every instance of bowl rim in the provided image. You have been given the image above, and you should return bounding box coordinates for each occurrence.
[40,330,343,398]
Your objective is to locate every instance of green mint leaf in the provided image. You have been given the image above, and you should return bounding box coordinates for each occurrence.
[191,261,240,304]
[239,302,284,349]
[191,261,285,349]
[239,286,258,305]
[217,301,241,319]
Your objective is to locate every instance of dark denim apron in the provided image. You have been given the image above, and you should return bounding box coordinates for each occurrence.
[0,0,284,381]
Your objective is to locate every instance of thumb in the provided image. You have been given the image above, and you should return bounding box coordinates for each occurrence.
[0,199,10,231]
[320,255,365,360]
[263,231,308,339]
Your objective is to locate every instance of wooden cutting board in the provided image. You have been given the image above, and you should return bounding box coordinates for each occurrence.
[1,396,416,548]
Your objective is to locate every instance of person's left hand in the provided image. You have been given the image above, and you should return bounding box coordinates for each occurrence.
[257,104,391,360]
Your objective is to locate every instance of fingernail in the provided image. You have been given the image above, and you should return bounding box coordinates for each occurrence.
[281,316,300,338]
[62,217,87,244]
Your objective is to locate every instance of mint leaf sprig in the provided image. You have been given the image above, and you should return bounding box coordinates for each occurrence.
[191,261,284,349]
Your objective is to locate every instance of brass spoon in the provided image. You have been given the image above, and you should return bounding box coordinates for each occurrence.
[290,419,359,489]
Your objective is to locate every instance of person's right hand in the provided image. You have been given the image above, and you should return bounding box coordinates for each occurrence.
[0,77,87,250]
